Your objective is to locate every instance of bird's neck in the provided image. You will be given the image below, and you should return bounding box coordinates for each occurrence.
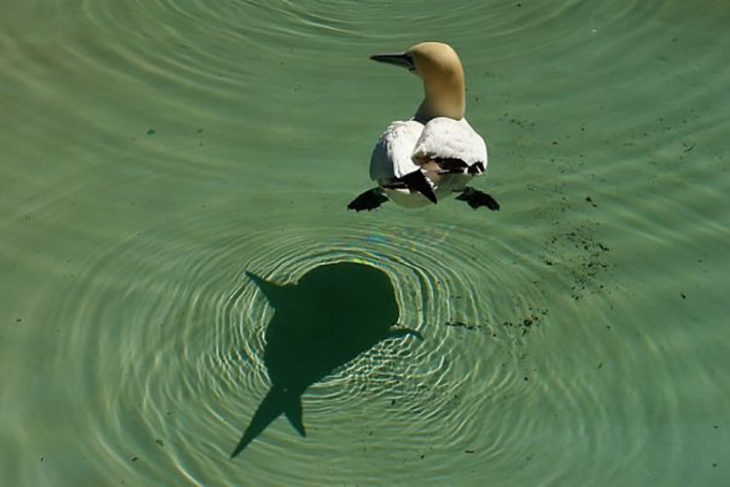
[415,72,465,122]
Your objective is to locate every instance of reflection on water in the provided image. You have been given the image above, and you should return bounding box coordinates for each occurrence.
[231,263,421,457]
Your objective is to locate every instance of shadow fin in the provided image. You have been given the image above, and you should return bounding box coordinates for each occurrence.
[230,386,305,458]
[246,271,286,305]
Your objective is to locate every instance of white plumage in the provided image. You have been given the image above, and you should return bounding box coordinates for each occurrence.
[369,120,423,181]
[348,42,499,212]
[412,117,487,168]
[370,117,488,207]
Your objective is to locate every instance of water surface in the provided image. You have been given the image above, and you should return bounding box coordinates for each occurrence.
[1,1,729,485]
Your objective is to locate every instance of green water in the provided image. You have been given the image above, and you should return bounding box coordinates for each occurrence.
[1,1,729,485]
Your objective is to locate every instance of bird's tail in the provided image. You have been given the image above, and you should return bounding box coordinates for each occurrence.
[230,386,305,458]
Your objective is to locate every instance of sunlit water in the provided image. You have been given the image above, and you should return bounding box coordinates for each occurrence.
[1,1,729,485]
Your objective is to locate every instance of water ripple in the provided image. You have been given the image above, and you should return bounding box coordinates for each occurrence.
[40,197,564,479]
[3,0,728,484]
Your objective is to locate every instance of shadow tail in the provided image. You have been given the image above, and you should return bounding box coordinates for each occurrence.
[230,386,305,458]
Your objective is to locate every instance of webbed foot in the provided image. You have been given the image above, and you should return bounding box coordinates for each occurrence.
[348,188,388,211]
[455,187,500,211]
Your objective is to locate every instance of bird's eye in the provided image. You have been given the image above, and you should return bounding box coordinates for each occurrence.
[404,54,416,72]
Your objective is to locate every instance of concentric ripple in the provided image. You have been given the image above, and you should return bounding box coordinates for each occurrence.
[38,195,563,484]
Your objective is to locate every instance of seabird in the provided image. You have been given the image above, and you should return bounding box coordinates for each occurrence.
[348,42,500,212]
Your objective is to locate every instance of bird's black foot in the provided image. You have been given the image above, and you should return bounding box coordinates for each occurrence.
[348,188,388,211]
[455,187,500,211]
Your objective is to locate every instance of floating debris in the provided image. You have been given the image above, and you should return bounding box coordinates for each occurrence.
[541,221,614,300]
[445,321,478,331]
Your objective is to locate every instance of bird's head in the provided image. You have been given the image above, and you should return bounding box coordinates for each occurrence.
[370,42,465,121]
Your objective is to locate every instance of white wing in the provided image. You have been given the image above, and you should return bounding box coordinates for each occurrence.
[411,117,488,170]
[369,120,424,181]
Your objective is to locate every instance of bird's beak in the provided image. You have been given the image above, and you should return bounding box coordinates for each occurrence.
[369,52,415,71]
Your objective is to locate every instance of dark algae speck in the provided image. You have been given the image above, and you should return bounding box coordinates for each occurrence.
[445,321,478,330]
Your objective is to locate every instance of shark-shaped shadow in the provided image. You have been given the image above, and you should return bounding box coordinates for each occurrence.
[231,262,421,458]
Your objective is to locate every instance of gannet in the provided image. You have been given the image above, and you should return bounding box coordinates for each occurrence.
[348,42,500,212]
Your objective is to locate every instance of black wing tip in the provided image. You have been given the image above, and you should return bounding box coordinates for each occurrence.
[433,159,484,176]
[400,170,437,204]
[468,161,486,175]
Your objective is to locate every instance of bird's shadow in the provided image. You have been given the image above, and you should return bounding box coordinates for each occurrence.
[231,262,422,458]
